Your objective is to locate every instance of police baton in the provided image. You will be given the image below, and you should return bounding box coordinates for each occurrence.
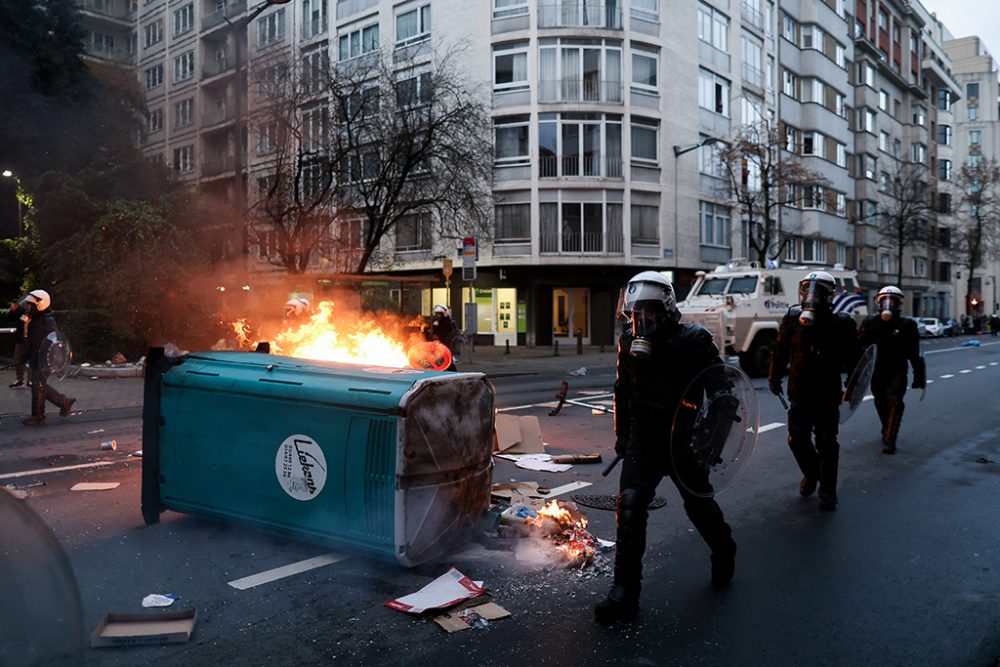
[602,453,623,477]
[777,393,788,410]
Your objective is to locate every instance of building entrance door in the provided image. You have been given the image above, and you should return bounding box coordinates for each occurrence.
[553,287,589,344]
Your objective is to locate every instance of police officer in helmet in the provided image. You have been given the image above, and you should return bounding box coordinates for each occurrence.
[19,290,76,426]
[769,271,861,511]
[595,271,737,624]
[858,286,925,454]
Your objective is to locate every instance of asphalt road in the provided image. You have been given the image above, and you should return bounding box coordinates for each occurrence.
[1,337,999,666]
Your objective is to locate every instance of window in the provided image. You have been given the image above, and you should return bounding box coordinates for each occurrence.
[877,9,887,30]
[860,108,876,133]
[395,71,432,108]
[938,124,951,146]
[494,115,529,165]
[879,89,888,110]
[835,143,847,168]
[782,13,796,42]
[631,205,659,244]
[940,159,952,181]
[258,121,278,154]
[144,63,163,90]
[858,61,876,87]
[630,116,657,164]
[539,201,622,253]
[970,130,982,146]
[967,82,979,100]
[698,3,728,52]
[879,131,889,152]
[879,171,890,192]
[801,25,822,50]
[302,105,329,152]
[258,9,285,46]
[699,69,730,116]
[913,107,926,126]
[173,51,194,83]
[801,131,816,155]
[834,92,846,118]
[969,154,982,169]
[173,4,193,36]
[862,154,876,180]
[969,106,979,121]
[631,0,658,22]
[396,212,432,251]
[784,237,798,262]
[538,112,624,176]
[396,3,431,46]
[835,193,847,216]
[302,48,329,94]
[339,23,378,60]
[801,78,823,104]
[879,252,890,274]
[494,0,528,19]
[835,43,846,68]
[782,69,797,97]
[911,143,926,164]
[174,98,193,127]
[631,44,658,91]
[302,0,327,39]
[938,192,952,213]
[912,256,927,278]
[495,204,530,242]
[802,238,827,263]
[742,36,763,87]
[836,243,847,265]
[699,136,725,177]
[700,201,730,247]
[90,31,114,54]
[538,39,622,103]
[143,18,162,47]
[147,108,163,133]
[802,185,824,209]
[173,145,193,173]
[494,42,529,91]
[937,89,951,110]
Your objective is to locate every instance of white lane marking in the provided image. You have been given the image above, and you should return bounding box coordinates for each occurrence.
[228,552,349,590]
[926,379,934,384]
[991,362,998,366]
[960,369,972,374]
[757,422,785,434]
[925,341,1000,354]
[578,390,612,397]
[543,481,592,498]
[497,404,539,412]
[0,461,114,480]
[976,365,986,369]
[940,374,955,379]
[863,395,875,401]
[565,398,613,412]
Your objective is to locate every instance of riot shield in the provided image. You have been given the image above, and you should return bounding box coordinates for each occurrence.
[670,363,760,498]
[839,344,876,424]
[406,341,454,371]
[41,330,73,380]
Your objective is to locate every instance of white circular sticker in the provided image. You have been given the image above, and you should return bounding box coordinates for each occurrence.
[275,434,327,501]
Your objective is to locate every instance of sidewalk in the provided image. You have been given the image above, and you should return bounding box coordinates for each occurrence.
[0,344,617,417]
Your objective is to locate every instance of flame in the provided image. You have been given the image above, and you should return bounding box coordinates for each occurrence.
[235,300,428,367]
[526,500,596,566]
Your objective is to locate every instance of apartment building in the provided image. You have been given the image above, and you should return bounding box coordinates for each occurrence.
[943,35,1000,315]
[77,0,139,64]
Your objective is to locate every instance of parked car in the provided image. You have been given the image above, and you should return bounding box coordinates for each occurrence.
[920,317,944,337]
[942,318,961,336]
[905,317,928,338]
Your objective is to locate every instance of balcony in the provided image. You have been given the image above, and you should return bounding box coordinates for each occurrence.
[540,231,624,254]
[740,1,763,31]
[80,0,135,23]
[742,62,764,89]
[201,106,234,127]
[202,155,242,177]
[202,57,234,80]
[202,0,247,31]
[336,0,378,20]
[538,79,623,104]
[539,154,623,178]
[538,3,622,29]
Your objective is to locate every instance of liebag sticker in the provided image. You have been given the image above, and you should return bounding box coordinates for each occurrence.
[276,435,327,501]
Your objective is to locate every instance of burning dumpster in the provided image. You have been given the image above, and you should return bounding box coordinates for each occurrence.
[141,348,495,567]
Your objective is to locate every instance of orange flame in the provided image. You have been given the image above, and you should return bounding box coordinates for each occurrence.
[526,500,596,565]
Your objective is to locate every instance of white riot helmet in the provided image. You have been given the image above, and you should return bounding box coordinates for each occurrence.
[797,271,835,327]
[877,285,903,321]
[284,298,311,319]
[432,304,449,317]
[20,289,52,315]
[618,271,681,359]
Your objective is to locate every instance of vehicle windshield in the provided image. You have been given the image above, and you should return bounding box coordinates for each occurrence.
[697,277,729,296]
[728,276,758,294]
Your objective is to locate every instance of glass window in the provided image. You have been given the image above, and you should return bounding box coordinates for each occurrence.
[302,0,327,39]
[631,45,658,91]
[970,130,982,145]
[631,204,659,244]
[258,9,286,46]
[396,3,431,45]
[699,69,730,116]
[939,124,951,145]
[937,89,951,110]
[339,23,378,60]
[699,201,731,247]
[173,3,194,36]
[494,0,528,18]
[698,3,728,52]
[939,159,952,181]
[631,0,657,22]
[969,106,980,121]
[495,204,531,242]
[631,116,657,163]
[395,212,432,251]
[494,42,529,90]
[538,39,622,103]
[967,82,979,99]
[494,116,529,165]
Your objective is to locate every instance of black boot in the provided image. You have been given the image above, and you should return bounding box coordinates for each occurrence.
[595,488,649,624]
[710,541,737,586]
[595,584,640,624]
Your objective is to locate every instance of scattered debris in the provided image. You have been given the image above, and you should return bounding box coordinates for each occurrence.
[571,494,667,511]
[90,609,197,647]
[432,599,511,633]
[142,594,179,608]
[494,414,545,454]
[568,367,588,376]
[86,429,106,435]
[551,453,602,464]
[70,482,120,492]
[100,440,117,451]
[384,567,485,614]
[959,340,982,348]
[548,381,570,416]
[2,487,28,500]
[496,453,572,473]
[112,353,127,364]
[130,450,143,458]
[975,457,995,464]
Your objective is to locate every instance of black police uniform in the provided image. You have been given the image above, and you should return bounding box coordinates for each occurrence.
[769,306,860,508]
[24,309,74,423]
[858,314,924,452]
[597,321,736,622]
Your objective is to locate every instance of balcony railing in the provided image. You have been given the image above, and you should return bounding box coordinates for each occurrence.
[742,62,764,88]
[81,0,135,20]
[202,58,234,79]
[302,17,327,39]
[201,106,233,126]
[540,231,624,254]
[202,155,242,177]
[336,0,378,20]
[740,1,763,30]
[539,154,623,178]
[202,0,247,31]
[538,79,623,104]
[538,3,622,29]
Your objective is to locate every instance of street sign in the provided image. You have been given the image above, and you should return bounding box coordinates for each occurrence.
[462,237,477,282]
[442,259,453,280]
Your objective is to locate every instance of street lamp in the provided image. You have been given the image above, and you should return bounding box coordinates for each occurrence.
[1,169,23,236]
[224,0,290,261]
[671,136,720,268]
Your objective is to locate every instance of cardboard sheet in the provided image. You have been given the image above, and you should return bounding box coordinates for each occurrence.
[494,414,545,454]
[90,609,197,647]
[384,568,484,614]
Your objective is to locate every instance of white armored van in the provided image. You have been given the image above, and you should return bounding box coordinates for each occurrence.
[677,261,868,377]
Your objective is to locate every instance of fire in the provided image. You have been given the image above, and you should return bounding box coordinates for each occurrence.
[234,300,428,368]
[526,500,597,566]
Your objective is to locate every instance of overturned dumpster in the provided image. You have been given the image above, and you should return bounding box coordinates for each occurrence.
[141,349,495,566]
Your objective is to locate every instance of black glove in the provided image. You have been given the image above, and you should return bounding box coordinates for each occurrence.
[912,357,927,389]
[614,435,628,457]
[769,377,783,396]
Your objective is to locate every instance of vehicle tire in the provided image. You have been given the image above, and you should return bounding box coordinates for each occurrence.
[739,331,776,378]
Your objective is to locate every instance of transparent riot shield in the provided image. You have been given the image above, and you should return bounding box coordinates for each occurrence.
[670,363,760,498]
[840,344,876,424]
[41,330,73,380]
[406,341,454,371]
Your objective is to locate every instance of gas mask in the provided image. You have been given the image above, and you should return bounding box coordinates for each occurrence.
[618,274,681,360]
[878,295,901,321]
[628,303,665,360]
[797,278,833,327]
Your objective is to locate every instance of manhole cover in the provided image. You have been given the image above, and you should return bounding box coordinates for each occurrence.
[571,494,666,511]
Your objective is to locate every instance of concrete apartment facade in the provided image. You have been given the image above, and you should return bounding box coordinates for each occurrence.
[113,0,993,346]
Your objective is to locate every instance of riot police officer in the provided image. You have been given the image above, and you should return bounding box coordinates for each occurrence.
[20,290,75,426]
[769,271,861,511]
[595,271,736,624]
[858,286,926,454]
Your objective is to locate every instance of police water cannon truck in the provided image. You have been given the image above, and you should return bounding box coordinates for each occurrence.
[677,261,869,377]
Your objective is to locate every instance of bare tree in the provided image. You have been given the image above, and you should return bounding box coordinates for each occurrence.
[717,119,829,266]
[872,158,934,288]
[948,159,1000,314]
[248,44,494,275]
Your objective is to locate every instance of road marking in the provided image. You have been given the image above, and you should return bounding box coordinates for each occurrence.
[960,369,972,374]
[578,390,612,397]
[863,395,875,401]
[0,461,114,480]
[940,374,955,379]
[543,481,592,498]
[925,341,1000,354]
[991,362,998,366]
[757,422,785,434]
[976,365,986,369]
[497,404,538,412]
[228,552,349,590]
[926,379,934,384]
[565,398,614,412]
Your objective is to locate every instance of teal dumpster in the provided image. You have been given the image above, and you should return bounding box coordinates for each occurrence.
[141,349,495,566]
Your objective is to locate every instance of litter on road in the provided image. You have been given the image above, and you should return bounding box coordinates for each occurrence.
[384,567,485,614]
[70,482,120,492]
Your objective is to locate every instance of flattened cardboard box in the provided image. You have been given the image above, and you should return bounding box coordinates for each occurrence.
[90,608,197,647]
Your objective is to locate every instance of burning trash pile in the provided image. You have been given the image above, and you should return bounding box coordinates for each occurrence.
[228,300,452,370]
[495,498,610,572]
